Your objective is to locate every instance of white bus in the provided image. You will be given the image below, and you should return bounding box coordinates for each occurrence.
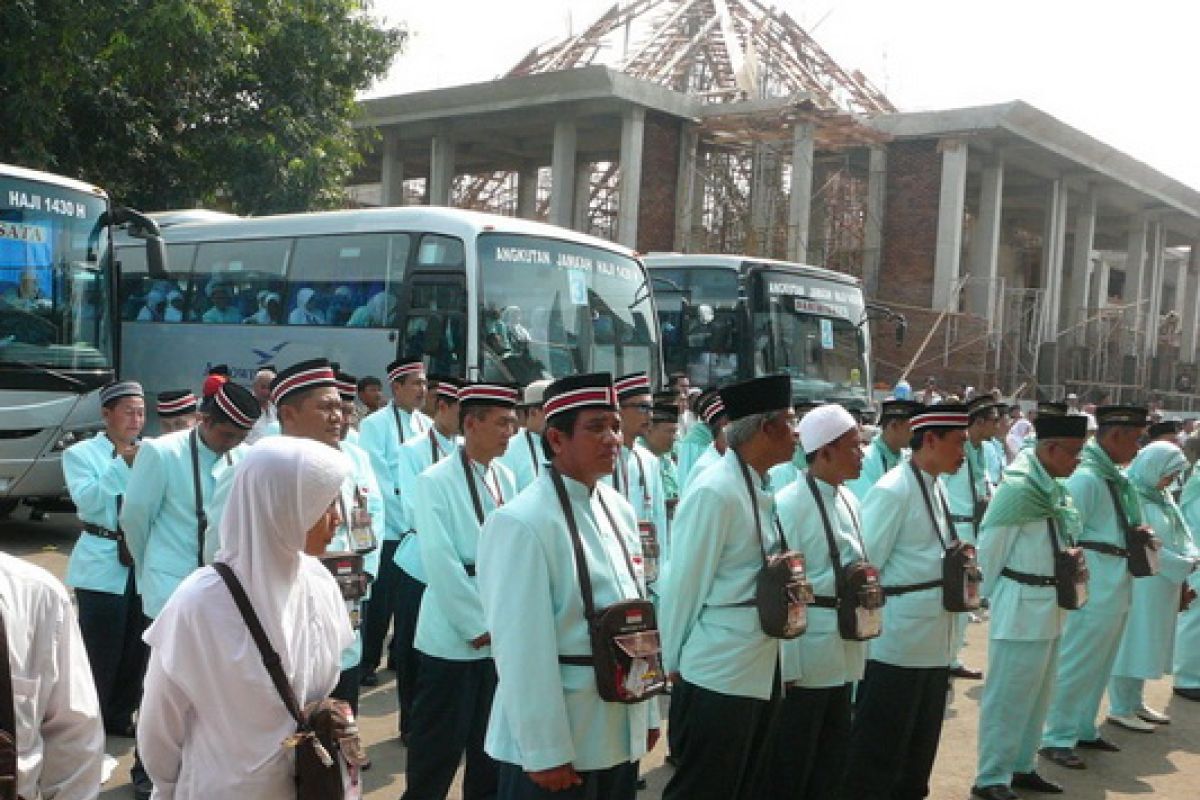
[0,162,164,515]
[116,207,660,422]
[645,253,904,409]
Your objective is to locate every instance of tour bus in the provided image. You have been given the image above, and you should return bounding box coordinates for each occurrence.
[0,162,164,514]
[115,206,660,426]
[645,253,903,410]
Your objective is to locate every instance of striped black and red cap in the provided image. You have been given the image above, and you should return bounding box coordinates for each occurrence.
[270,359,337,406]
[157,390,197,418]
[614,372,652,402]
[387,358,424,384]
[459,382,519,409]
[435,377,463,403]
[209,382,261,430]
[543,373,618,421]
[909,404,970,432]
[334,372,357,403]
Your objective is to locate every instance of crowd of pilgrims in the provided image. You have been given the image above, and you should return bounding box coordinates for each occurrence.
[4,356,1200,800]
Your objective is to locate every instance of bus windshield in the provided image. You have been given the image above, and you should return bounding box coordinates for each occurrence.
[750,269,869,405]
[0,175,113,375]
[477,233,657,384]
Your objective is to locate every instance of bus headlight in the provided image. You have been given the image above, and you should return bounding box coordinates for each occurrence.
[51,423,106,453]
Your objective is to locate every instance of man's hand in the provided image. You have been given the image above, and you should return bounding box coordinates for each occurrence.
[470,633,492,649]
[647,727,661,753]
[528,764,582,791]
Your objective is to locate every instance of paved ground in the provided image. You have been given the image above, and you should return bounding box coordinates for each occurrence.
[4,511,1198,799]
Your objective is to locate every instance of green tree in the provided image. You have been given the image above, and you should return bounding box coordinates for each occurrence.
[1,0,404,213]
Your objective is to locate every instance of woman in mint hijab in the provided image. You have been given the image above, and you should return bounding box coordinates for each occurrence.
[1107,441,1200,730]
[1175,452,1200,701]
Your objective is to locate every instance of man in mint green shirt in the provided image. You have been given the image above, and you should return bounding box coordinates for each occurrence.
[845,399,921,500]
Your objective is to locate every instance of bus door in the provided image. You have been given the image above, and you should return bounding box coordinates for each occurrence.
[397,272,467,378]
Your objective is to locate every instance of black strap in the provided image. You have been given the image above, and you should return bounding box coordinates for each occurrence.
[810,595,839,609]
[464,564,477,577]
[910,462,957,548]
[83,523,122,541]
[736,452,788,566]
[806,474,868,609]
[0,607,16,799]
[189,429,207,569]
[1079,540,1129,558]
[431,433,440,464]
[1103,479,1136,537]
[548,467,644,629]
[212,563,306,728]
[966,446,980,536]
[525,431,540,476]
[1000,567,1056,587]
[629,447,651,507]
[460,448,488,527]
[392,405,407,445]
[883,579,943,596]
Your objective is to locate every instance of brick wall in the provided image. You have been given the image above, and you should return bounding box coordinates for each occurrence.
[877,140,941,309]
[636,112,681,253]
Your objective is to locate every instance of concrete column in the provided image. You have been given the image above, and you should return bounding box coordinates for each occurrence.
[1124,214,1149,356]
[750,144,778,257]
[1039,180,1066,342]
[674,125,700,251]
[1089,257,1110,309]
[617,107,645,248]
[966,157,1004,323]
[1064,187,1097,345]
[932,138,969,310]
[1146,222,1166,357]
[516,165,539,219]
[572,161,592,231]
[690,148,708,250]
[428,134,456,206]
[549,120,578,228]
[1181,242,1200,363]
[380,131,405,206]
[786,122,815,262]
[862,146,887,297]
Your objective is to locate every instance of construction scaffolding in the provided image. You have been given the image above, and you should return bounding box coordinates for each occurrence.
[452,0,893,267]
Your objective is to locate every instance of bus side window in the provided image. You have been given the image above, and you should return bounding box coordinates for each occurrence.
[289,233,409,328]
[191,239,290,325]
[118,243,194,322]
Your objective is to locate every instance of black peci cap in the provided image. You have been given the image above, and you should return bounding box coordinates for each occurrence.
[718,375,792,422]
[1035,414,1088,440]
[1095,405,1150,427]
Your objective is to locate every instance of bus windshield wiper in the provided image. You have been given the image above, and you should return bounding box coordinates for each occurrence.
[0,356,89,391]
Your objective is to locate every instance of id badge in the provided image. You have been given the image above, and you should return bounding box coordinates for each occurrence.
[347,598,363,630]
[350,506,376,553]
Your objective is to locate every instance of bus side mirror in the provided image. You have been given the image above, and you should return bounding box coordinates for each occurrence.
[145,234,168,278]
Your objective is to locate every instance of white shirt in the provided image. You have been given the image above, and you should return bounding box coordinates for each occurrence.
[0,553,104,799]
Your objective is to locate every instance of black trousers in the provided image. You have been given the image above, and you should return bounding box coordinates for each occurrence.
[497,760,637,800]
[331,663,361,717]
[392,567,427,737]
[403,655,498,800]
[361,539,401,673]
[839,660,950,800]
[75,572,148,732]
[662,679,778,800]
[763,683,852,800]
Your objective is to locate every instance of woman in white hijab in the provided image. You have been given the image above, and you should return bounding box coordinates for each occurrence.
[289,287,326,325]
[138,437,355,799]
[137,289,166,321]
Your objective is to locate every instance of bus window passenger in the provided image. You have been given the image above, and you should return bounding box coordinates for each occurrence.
[288,287,325,325]
[201,283,241,324]
[137,290,166,322]
[347,291,396,328]
[164,290,185,322]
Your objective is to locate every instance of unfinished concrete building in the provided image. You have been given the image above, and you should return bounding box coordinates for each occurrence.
[352,0,1200,407]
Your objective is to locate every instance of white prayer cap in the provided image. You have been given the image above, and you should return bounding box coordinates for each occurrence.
[799,403,858,454]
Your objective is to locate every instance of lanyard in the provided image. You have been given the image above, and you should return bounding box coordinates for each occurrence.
[807,473,870,590]
[628,447,651,508]
[549,467,643,609]
[431,431,446,463]
[460,448,504,526]
[190,429,232,568]
[736,451,789,563]
[525,430,540,476]
[392,405,407,445]
[909,462,957,549]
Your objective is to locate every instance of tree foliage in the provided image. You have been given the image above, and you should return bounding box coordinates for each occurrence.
[1,0,404,213]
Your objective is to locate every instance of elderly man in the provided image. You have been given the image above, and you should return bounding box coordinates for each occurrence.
[1039,406,1150,769]
[971,413,1088,799]
[661,375,798,800]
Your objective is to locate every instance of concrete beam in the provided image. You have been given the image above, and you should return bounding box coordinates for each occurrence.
[1182,243,1200,362]
[1064,187,1097,345]
[787,123,815,262]
[617,107,645,248]
[967,157,1004,323]
[380,131,405,206]
[549,120,578,228]
[862,146,887,297]
[933,139,969,311]
[427,134,456,206]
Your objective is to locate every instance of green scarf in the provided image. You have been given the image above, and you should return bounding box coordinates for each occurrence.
[792,442,808,470]
[981,448,1081,541]
[1077,436,1143,525]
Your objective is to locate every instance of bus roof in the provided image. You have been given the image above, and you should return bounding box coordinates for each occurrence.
[643,252,861,288]
[127,205,638,257]
[1,162,107,199]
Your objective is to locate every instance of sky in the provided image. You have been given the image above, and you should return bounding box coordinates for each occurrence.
[367,0,1200,192]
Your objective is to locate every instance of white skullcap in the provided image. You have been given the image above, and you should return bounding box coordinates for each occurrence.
[799,403,858,453]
